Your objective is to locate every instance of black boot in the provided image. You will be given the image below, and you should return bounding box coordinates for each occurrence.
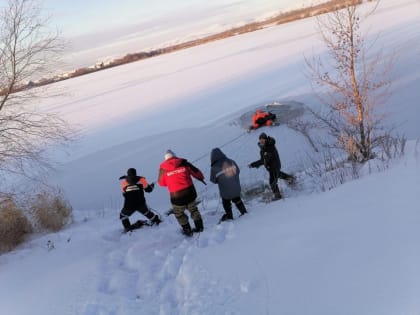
[221,200,234,222]
[181,223,193,237]
[120,213,132,232]
[150,214,161,226]
[234,199,247,216]
[220,213,233,222]
[131,220,146,230]
[272,191,282,201]
[192,218,204,233]
[271,183,282,201]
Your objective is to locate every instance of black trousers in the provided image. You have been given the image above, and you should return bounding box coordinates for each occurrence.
[279,171,294,181]
[222,196,247,215]
[120,203,154,229]
[268,170,281,195]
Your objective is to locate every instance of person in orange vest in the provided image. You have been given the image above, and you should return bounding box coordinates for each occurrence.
[119,168,161,232]
[249,109,277,130]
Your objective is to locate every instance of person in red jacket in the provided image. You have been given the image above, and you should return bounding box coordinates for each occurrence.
[158,150,206,236]
[119,168,161,232]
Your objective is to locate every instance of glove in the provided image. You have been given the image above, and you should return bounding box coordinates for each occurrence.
[146,182,155,192]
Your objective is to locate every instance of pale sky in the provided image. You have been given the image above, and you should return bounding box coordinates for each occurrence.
[1,0,327,69]
[40,0,315,37]
[42,0,180,37]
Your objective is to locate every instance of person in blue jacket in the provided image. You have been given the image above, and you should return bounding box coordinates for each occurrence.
[210,148,247,222]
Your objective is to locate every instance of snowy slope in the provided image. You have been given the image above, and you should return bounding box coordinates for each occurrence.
[1,142,419,315]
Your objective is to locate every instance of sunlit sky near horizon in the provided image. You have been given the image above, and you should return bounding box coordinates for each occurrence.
[40,0,316,37]
[1,0,327,69]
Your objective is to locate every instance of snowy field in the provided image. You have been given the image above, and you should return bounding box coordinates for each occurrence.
[0,0,420,314]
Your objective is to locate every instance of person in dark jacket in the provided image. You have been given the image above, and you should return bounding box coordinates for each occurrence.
[158,150,206,236]
[248,133,294,200]
[210,148,247,222]
[119,168,161,232]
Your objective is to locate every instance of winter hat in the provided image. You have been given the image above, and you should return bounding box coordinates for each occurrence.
[165,149,176,160]
[259,132,268,140]
[210,147,226,165]
[127,168,137,176]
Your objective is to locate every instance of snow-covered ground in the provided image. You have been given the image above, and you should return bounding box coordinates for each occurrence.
[1,0,420,314]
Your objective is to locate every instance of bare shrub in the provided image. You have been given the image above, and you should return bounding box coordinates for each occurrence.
[301,148,361,192]
[0,0,74,190]
[286,117,319,152]
[377,133,406,160]
[305,3,397,162]
[30,190,73,232]
[0,198,33,253]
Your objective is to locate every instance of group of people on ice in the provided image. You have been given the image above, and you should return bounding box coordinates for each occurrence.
[119,116,294,236]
